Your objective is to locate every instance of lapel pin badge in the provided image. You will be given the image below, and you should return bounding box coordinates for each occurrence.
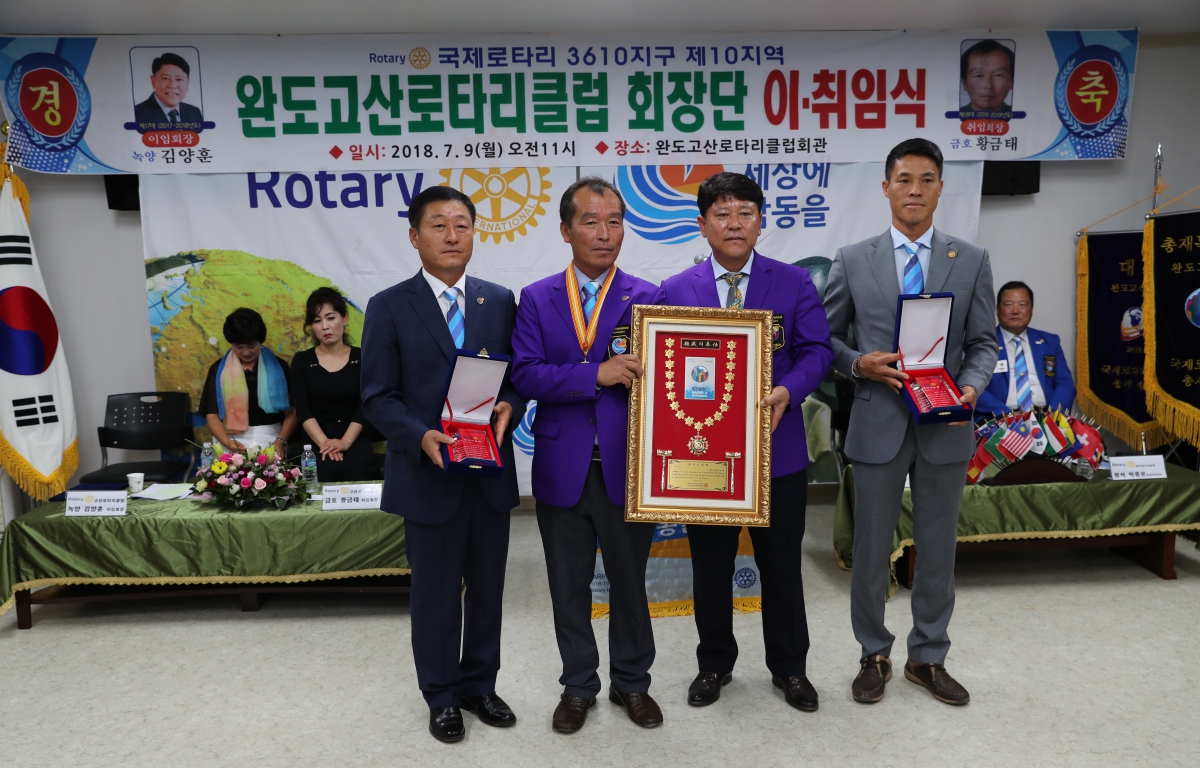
[948,250,957,258]
[622,295,630,301]
[476,297,485,304]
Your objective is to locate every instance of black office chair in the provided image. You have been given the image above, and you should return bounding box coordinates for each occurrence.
[80,392,195,484]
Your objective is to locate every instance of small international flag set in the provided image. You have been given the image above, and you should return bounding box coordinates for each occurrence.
[893,293,973,424]
[439,349,511,478]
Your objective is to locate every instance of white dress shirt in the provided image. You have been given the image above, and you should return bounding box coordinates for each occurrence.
[999,327,1047,408]
[154,94,181,121]
[889,225,934,291]
[710,251,756,308]
[423,268,467,320]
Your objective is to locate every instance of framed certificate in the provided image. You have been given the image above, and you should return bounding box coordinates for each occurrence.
[625,305,773,527]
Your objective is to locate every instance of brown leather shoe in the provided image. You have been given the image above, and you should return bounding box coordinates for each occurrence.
[904,660,970,705]
[608,688,664,728]
[687,672,732,707]
[772,675,819,712]
[852,654,892,703]
[552,694,594,734]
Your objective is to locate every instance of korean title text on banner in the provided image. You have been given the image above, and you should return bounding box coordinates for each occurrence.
[0,30,1136,173]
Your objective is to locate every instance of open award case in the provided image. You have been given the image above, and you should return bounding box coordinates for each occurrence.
[892,292,974,424]
[439,350,511,478]
[625,305,773,527]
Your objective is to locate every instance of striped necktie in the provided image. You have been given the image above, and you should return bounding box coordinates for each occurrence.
[444,288,465,348]
[168,108,179,123]
[720,272,748,309]
[582,280,600,322]
[1012,336,1034,411]
[902,243,924,294]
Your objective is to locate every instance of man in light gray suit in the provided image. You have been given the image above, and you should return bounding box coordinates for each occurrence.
[823,138,998,706]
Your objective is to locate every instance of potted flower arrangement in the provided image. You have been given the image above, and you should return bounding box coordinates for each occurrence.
[192,446,310,510]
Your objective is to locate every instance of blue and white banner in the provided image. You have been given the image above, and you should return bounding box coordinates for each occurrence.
[3,30,1135,174]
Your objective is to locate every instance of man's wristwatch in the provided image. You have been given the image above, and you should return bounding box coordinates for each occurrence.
[852,355,865,379]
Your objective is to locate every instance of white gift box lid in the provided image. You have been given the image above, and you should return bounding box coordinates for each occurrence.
[441,350,511,425]
[893,293,954,373]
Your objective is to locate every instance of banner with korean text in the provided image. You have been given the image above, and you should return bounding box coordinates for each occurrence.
[3,30,1135,174]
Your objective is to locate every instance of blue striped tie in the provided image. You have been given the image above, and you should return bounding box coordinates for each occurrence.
[902,243,924,294]
[1012,336,1033,411]
[444,288,465,348]
[582,281,599,323]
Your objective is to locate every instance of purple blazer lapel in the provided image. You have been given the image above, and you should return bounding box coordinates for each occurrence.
[742,251,771,310]
[547,269,576,338]
[592,268,634,358]
[691,260,721,308]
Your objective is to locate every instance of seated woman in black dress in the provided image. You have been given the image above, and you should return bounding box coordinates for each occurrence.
[201,308,297,454]
[290,288,374,481]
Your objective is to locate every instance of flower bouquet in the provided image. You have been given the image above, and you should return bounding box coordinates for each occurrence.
[192,446,310,510]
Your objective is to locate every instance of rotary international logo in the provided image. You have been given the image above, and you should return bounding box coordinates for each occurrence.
[440,167,552,244]
[408,47,432,70]
[733,567,757,590]
[691,365,709,383]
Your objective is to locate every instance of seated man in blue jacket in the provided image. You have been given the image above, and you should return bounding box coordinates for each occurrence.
[975,281,1075,417]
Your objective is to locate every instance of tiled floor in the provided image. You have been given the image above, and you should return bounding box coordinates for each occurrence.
[2,502,1197,767]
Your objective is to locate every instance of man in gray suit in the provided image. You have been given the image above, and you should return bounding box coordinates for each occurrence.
[823,138,998,706]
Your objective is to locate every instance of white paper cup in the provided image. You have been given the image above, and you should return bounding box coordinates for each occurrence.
[127,473,145,493]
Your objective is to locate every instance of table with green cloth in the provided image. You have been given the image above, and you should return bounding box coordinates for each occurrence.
[0,485,408,622]
[834,464,1200,592]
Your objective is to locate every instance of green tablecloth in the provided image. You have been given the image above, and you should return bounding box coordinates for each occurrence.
[0,485,407,621]
[834,464,1200,583]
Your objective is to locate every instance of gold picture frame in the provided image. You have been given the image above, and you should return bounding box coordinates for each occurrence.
[624,305,773,527]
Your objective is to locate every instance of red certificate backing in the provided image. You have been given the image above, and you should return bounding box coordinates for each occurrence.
[650,331,747,500]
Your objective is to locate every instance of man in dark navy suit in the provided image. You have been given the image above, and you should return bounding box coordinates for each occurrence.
[975,281,1076,416]
[361,186,525,744]
[134,53,204,131]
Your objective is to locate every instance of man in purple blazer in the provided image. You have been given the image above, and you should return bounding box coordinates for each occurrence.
[511,177,663,734]
[656,172,833,713]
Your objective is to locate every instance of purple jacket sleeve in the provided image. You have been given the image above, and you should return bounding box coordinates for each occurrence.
[777,272,834,406]
[510,287,601,403]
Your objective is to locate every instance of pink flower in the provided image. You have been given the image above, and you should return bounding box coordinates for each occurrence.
[291,467,303,478]
[254,478,267,491]
[231,454,245,467]
[240,477,252,488]
[217,475,232,486]
[287,483,295,489]
[256,454,269,465]
[219,453,233,463]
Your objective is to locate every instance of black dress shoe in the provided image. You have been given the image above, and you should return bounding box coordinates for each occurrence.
[461,693,517,727]
[429,706,465,743]
[772,675,819,712]
[608,688,664,728]
[688,672,733,707]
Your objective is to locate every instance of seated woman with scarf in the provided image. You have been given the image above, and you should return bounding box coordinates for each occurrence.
[201,308,297,454]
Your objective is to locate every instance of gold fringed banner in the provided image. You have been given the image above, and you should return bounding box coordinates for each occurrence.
[1075,232,1169,448]
[591,596,762,620]
[1143,214,1200,446]
[0,144,30,222]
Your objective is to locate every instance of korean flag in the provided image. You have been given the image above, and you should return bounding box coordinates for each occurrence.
[0,172,78,499]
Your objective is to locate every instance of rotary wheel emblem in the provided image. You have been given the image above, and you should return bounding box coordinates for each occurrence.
[408,47,432,70]
[687,435,709,456]
[440,167,552,243]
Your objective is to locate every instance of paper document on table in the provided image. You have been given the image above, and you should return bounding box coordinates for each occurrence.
[131,483,195,500]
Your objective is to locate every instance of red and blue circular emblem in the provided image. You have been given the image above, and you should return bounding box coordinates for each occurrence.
[1053,45,1128,140]
[4,53,91,152]
[0,286,59,375]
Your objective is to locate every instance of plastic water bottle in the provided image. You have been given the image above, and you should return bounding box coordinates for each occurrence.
[200,442,215,472]
[302,445,319,489]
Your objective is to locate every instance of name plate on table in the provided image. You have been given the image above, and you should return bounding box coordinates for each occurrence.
[1108,456,1167,481]
[322,484,383,510]
[65,491,128,516]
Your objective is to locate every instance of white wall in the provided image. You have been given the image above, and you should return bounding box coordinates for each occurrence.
[14,38,1200,484]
